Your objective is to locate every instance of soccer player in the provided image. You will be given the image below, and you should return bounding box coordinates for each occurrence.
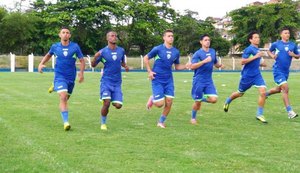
[38,26,85,131]
[144,29,189,128]
[265,27,300,119]
[223,31,267,123]
[91,31,129,130]
[190,34,223,125]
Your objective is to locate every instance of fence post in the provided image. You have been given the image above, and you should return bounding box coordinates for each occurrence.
[52,55,55,69]
[261,57,264,71]
[140,55,143,70]
[232,57,235,70]
[86,55,94,72]
[10,52,15,72]
[28,53,34,72]
[218,57,222,71]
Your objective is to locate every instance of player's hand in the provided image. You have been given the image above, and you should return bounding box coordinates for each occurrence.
[185,61,192,70]
[256,51,265,57]
[148,71,156,80]
[204,56,212,63]
[288,51,296,57]
[260,62,267,67]
[78,73,84,83]
[124,65,129,72]
[38,64,46,73]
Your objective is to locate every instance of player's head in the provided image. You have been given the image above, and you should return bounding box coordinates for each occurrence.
[59,26,71,42]
[199,34,210,48]
[247,31,260,46]
[106,31,118,45]
[279,27,290,41]
[163,29,174,45]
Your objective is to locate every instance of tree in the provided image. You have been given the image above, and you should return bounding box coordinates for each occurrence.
[229,1,300,50]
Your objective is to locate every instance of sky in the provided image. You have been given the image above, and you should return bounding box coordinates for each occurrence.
[0,0,270,19]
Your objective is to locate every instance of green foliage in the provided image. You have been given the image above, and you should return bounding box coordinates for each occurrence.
[229,1,300,50]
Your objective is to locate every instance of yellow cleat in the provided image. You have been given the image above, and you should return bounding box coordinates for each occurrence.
[64,122,71,131]
[256,116,267,124]
[101,124,107,130]
[223,103,229,112]
[48,83,54,93]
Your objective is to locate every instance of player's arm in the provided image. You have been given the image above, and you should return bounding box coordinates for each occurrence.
[143,54,156,80]
[190,56,212,70]
[38,53,52,73]
[121,62,129,72]
[91,51,101,67]
[214,62,224,68]
[288,51,300,59]
[241,51,264,65]
[78,58,85,83]
[174,63,188,70]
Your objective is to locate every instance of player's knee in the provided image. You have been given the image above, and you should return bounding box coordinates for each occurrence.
[154,101,164,108]
[209,97,218,104]
[113,103,122,109]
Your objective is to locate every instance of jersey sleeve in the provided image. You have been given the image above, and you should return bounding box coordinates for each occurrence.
[121,48,126,63]
[95,49,104,64]
[242,47,252,59]
[76,44,84,59]
[191,52,200,64]
[48,44,56,56]
[147,46,158,59]
[293,43,299,55]
[174,50,180,64]
[213,49,218,64]
[269,42,276,52]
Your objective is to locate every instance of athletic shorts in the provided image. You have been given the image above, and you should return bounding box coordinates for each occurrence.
[151,79,174,102]
[191,82,217,101]
[273,71,289,86]
[238,74,266,93]
[54,79,75,95]
[100,82,123,105]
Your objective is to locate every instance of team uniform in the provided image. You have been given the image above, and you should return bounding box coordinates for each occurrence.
[94,46,126,104]
[147,44,180,102]
[191,48,218,101]
[49,42,84,95]
[269,40,299,86]
[238,45,266,93]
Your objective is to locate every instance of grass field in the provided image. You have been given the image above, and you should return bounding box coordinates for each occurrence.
[1,72,300,173]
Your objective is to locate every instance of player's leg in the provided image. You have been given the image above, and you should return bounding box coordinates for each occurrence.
[256,86,267,123]
[265,72,283,97]
[202,83,218,104]
[157,82,174,128]
[190,83,204,124]
[54,80,71,130]
[111,85,123,109]
[147,80,165,109]
[99,83,112,130]
[48,83,54,93]
[280,83,298,119]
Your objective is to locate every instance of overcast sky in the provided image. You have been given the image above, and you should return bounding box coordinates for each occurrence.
[0,0,270,19]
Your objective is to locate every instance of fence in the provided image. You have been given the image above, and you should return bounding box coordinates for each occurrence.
[1,52,300,72]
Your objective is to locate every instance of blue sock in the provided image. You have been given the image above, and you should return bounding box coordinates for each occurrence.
[257,107,264,116]
[61,111,68,123]
[192,110,197,119]
[225,97,232,104]
[101,115,107,124]
[159,115,166,123]
[286,106,292,112]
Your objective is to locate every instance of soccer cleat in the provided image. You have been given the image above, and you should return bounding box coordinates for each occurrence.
[157,122,166,128]
[48,83,54,93]
[64,122,71,131]
[101,124,107,130]
[190,118,197,125]
[223,103,229,112]
[288,110,298,119]
[146,96,153,110]
[256,115,267,124]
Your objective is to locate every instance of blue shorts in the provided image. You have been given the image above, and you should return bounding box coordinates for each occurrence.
[273,71,289,86]
[151,79,174,102]
[54,79,75,95]
[238,74,266,93]
[100,82,123,104]
[191,82,217,101]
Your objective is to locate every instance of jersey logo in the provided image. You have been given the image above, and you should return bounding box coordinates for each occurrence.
[112,55,117,61]
[167,54,171,59]
[284,46,289,52]
[63,48,68,57]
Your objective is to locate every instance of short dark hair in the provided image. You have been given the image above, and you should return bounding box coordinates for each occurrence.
[60,26,70,31]
[200,34,210,41]
[247,31,259,42]
[279,26,290,33]
[163,29,173,36]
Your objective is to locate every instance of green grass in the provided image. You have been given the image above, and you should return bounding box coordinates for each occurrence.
[1,72,300,172]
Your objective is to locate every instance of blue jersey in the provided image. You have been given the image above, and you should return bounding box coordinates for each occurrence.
[241,45,262,77]
[49,42,83,81]
[95,46,125,85]
[147,44,180,80]
[269,40,299,73]
[192,48,218,84]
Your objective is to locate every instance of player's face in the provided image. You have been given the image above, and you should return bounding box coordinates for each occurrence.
[163,32,174,45]
[59,29,71,42]
[250,34,260,45]
[280,30,290,41]
[107,32,118,44]
[200,36,211,48]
